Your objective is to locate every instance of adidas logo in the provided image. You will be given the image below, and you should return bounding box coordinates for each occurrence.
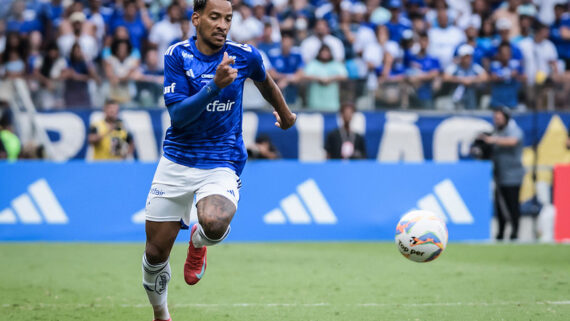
[414,179,474,224]
[0,179,68,224]
[263,179,337,224]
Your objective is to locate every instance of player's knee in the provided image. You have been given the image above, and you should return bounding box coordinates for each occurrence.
[201,218,230,240]
[145,242,169,264]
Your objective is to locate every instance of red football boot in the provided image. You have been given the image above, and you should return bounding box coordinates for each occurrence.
[184,224,207,285]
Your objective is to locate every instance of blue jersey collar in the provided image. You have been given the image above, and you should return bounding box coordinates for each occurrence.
[190,36,227,62]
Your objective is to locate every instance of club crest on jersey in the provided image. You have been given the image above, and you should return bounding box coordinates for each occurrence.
[164,83,176,94]
[207,100,235,112]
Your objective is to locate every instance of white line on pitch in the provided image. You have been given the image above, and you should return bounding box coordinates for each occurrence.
[2,301,570,309]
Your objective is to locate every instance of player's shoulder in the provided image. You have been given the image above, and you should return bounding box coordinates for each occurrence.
[225,40,261,59]
[165,39,191,57]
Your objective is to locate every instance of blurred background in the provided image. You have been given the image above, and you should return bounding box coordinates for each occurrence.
[1,0,570,244]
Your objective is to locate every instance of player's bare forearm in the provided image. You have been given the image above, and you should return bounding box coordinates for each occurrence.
[254,72,296,130]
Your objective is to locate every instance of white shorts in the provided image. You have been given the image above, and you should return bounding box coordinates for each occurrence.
[145,156,241,226]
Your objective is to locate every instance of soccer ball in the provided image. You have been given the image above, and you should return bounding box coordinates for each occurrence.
[395,210,448,263]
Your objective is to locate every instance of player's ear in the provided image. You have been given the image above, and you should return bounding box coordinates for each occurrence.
[191,11,200,27]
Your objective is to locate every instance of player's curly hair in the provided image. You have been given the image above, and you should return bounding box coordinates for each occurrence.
[194,0,232,12]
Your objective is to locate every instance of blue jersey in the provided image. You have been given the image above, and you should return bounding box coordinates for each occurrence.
[489,59,523,108]
[550,15,570,59]
[162,37,266,176]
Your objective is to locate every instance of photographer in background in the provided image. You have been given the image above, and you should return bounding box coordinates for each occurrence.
[479,107,524,241]
[88,99,134,160]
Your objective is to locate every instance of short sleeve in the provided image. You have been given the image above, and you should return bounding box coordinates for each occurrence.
[248,46,267,82]
[163,48,191,106]
[444,64,457,75]
[473,63,485,75]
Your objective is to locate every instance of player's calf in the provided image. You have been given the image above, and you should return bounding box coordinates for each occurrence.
[142,253,171,321]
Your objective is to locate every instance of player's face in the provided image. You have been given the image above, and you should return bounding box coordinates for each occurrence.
[193,0,233,50]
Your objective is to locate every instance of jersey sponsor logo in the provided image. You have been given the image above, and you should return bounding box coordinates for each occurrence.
[206,100,235,112]
[181,51,193,60]
[263,179,337,225]
[0,179,69,224]
[412,179,474,224]
[201,74,214,79]
[164,83,176,94]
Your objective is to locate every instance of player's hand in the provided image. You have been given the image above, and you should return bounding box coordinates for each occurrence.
[273,111,296,130]
[214,52,237,89]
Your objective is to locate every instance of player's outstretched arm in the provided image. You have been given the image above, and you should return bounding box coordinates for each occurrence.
[254,72,297,130]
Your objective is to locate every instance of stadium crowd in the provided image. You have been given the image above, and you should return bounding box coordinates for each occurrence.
[0,0,569,112]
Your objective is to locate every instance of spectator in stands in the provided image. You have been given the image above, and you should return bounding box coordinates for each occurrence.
[519,23,560,109]
[477,18,496,58]
[304,44,348,111]
[443,44,488,110]
[62,42,100,108]
[343,2,376,65]
[384,0,412,43]
[108,0,153,52]
[257,22,280,56]
[324,102,366,160]
[489,18,523,62]
[455,18,486,65]
[57,12,98,62]
[428,7,465,69]
[457,0,489,31]
[102,26,141,60]
[247,134,281,159]
[88,99,134,160]
[550,3,570,73]
[276,0,315,31]
[479,107,524,240]
[5,0,42,34]
[489,42,525,109]
[513,5,537,44]
[300,19,345,63]
[425,0,457,29]
[267,31,304,105]
[363,25,399,91]
[38,0,65,42]
[149,3,182,68]
[103,39,139,104]
[374,29,409,108]
[231,2,263,43]
[492,0,522,39]
[407,32,441,109]
[33,42,67,109]
[0,20,5,54]
[86,0,107,49]
[26,31,44,99]
[1,31,27,79]
[0,105,21,161]
[133,48,164,107]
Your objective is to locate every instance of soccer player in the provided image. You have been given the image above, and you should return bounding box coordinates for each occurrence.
[140,0,297,320]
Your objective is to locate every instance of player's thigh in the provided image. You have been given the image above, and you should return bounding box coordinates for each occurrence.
[146,157,194,224]
[195,168,240,225]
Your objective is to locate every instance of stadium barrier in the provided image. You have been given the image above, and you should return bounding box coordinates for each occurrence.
[554,165,570,242]
[21,110,570,162]
[0,161,492,242]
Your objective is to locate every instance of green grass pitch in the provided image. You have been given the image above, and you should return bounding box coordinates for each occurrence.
[1,243,569,321]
